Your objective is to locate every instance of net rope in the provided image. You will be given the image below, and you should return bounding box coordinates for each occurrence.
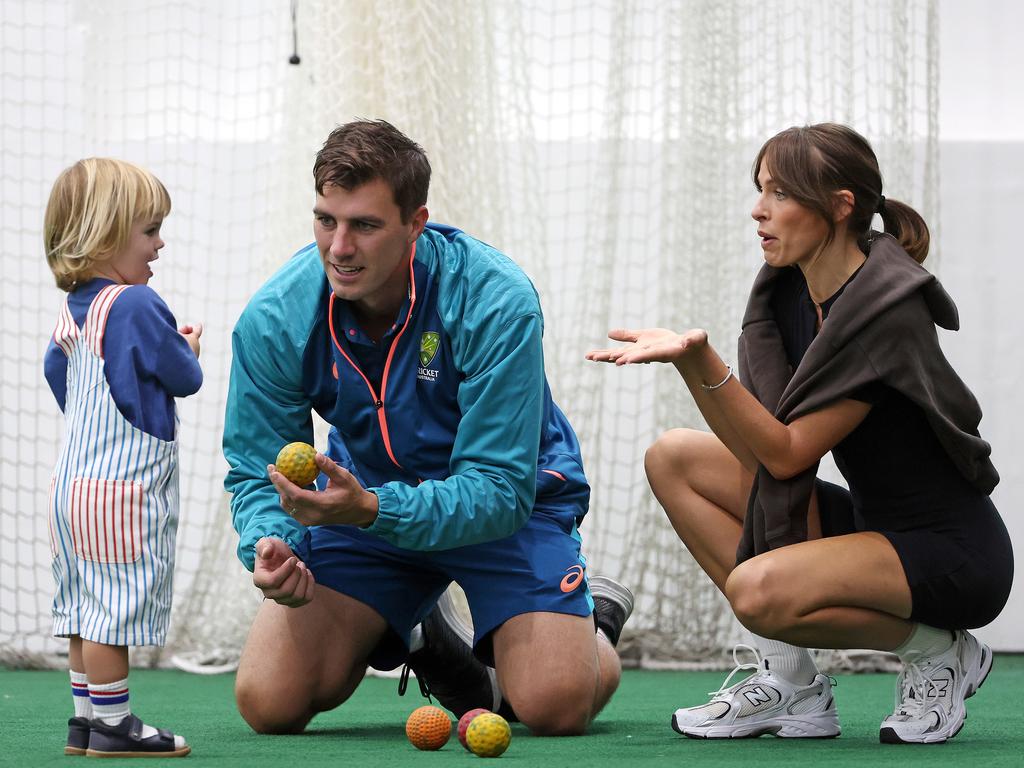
[1,0,936,671]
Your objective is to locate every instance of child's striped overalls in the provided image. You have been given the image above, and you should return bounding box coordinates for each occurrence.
[49,284,180,646]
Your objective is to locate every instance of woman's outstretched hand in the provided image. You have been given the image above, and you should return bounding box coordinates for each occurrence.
[586,327,709,365]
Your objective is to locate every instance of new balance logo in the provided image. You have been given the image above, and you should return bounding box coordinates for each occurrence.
[743,686,774,706]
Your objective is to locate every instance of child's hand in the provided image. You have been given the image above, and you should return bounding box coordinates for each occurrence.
[179,322,203,358]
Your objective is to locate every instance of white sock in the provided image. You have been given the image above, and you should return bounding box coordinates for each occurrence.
[89,679,158,739]
[70,670,92,718]
[409,624,425,653]
[751,634,819,685]
[893,623,954,664]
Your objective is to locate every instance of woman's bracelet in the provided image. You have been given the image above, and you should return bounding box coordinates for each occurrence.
[701,365,733,391]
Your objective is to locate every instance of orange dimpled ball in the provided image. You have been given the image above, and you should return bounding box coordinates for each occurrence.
[466,712,511,758]
[275,442,318,486]
[406,705,452,751]
[458,708,491,750]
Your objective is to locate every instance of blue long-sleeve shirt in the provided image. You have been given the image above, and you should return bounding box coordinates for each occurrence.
[44,278,202,440]
[223,224,589,570]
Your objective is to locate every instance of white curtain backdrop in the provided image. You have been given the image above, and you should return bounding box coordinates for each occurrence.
[2,0,1018,668]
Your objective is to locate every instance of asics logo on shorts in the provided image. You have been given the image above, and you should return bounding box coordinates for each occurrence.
[560,564,584,593]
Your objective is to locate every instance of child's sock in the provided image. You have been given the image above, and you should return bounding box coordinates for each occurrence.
[893,623,954,664]
[88,679,159,739]
[70,670,92,718]
[88,679,130,725]
[751,633,820,685]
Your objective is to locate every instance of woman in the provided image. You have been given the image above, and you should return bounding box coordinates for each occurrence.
[587,123,1012,744]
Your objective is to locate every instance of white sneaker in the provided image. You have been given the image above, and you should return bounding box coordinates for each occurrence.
[879,629,993,744]
[670,645,841,739]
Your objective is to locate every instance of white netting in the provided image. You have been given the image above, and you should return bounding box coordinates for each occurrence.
[1,0,936,671]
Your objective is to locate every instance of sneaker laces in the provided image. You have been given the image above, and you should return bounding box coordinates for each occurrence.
[892,661,941,717]
[398,662,433,702]
[708,644,766,698]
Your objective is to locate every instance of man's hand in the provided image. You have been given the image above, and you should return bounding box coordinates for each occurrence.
[268,452,379,528]
[179,322,204,358]
[252,536,315,607]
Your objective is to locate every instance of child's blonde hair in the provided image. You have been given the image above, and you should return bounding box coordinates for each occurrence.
[44,158,171,292]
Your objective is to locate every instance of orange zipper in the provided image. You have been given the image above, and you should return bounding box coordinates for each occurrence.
[327,243,418,470]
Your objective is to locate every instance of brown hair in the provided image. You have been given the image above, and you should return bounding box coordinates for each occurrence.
[752,123,930,264]
[44,158,171,291]
[313,120,430,223]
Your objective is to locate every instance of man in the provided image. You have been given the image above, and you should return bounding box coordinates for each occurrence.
[224,119,632,735]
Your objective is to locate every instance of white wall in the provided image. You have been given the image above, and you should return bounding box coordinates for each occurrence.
[936,0,1024,650]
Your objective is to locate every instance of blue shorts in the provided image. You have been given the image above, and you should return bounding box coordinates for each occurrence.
[305,508,595,670]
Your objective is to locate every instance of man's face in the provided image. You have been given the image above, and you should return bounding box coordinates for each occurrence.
[313,178,426,313]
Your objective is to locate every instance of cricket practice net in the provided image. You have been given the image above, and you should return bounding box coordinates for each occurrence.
[1,0,937,672]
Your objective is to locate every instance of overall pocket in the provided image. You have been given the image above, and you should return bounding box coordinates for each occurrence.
[69,478,144,563]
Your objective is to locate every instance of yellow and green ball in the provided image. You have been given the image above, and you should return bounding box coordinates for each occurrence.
[466,712,511,757]
[275,442,318,487]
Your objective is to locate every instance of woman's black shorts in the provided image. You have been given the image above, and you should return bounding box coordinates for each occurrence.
[815,479,1014,629]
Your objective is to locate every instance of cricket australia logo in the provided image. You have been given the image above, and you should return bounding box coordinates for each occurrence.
[417,331,440,382]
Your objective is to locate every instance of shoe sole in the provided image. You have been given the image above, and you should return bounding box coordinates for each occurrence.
[64,746,87,756]
[588,575,635,620]
[879,640,993,745]
[672,712,841,739]
[85,746,191,758]
[432,588,504,712]
[435,588,474,646]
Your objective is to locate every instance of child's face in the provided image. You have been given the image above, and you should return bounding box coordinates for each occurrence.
[104,217,164,285]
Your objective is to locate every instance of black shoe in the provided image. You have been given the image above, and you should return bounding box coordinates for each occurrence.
[86,714,190,758]
[65,716,90,755]
[404,590,505,719]
[590,575,634,647]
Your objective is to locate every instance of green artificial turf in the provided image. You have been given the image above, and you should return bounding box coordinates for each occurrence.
[3,656,1022,766]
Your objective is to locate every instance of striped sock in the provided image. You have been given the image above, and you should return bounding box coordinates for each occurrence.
[70,670,92,718]
[88,679,130,725]
[88,678,160,739]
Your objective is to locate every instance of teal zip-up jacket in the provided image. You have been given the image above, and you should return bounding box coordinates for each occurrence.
[224,224,589,570]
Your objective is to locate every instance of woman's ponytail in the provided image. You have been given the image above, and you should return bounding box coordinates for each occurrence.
[879,197,930,264]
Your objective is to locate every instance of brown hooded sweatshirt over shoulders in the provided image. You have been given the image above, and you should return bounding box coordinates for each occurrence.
[735,233,998,563]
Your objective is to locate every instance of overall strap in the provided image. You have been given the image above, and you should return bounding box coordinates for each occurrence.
[81,284,130,359]
[52,296,80,356]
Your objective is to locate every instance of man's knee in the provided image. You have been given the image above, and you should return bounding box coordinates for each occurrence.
[508,677,596,736]
[235,674,313,734]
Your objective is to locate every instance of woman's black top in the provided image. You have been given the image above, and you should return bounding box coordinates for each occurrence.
[770,266,983,527]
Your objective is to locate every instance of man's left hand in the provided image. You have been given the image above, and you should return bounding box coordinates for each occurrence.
[268,453,379,528]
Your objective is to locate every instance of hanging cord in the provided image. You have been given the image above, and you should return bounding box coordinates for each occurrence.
[288,0,301,65]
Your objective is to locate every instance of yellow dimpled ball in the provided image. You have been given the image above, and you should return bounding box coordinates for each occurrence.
[406,705,451,750]
[466,712,511,758]
[275,442,318,487]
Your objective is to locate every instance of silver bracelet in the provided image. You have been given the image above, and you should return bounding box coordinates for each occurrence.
[701,365,733,391]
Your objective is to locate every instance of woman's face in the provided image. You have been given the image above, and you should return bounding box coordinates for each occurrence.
[751,164,829,269]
